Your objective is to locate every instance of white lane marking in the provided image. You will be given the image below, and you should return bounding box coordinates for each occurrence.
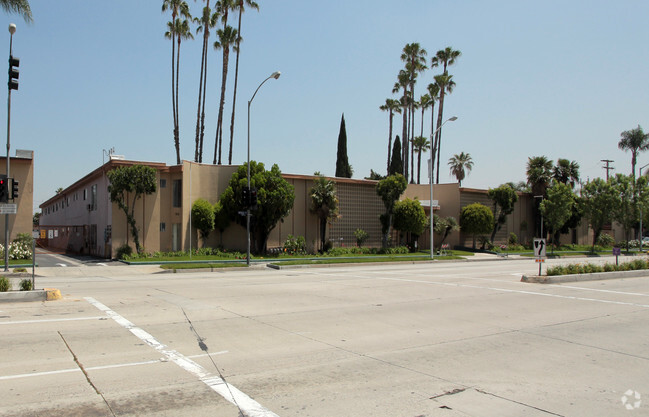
[377,277,649,309]
[97,263,107,267]
[85,297,279,417]
[0,351,228,381]
[56,263,67,267]
[0,316,106,325]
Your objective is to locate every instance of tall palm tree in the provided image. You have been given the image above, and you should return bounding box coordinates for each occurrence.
[163,0,192,165]
[212,25,238,165]
[193,3,219,163]
[432,73,455,183]
[526,156,553,196]
[401,43,427,184]
[431,47,461,183]
[553,158,580,188]
[228,0,259,165]
[448,152,473,186]
[412,136,430,184]
[618,125,649,180]
[379,98,401,175]
[0,0,31,21]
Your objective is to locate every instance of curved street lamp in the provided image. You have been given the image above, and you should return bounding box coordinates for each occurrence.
[429,116,458,259]
[247,71,281,265]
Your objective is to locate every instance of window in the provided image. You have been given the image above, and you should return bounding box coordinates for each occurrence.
[160,179,167,188]
[172,180,182,207]
[160,222,166,232]
[83,189,87,201]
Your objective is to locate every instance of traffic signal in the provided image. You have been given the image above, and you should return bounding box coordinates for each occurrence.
[11,178,18,200]
[250,187,258,210]
[8,55,19,91]
[0,175,7,203]
[242,187,250,208]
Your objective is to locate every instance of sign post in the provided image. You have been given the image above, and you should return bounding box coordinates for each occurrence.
[534,238,547,276]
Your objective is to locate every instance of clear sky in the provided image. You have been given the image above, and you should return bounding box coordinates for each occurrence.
[2,0,648,211]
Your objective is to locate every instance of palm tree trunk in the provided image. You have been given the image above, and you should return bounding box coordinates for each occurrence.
[401,87,407,177]
[194,29,207,163]
[174,36,182,165]
[199,41,208,163]
[435,87,446,183]
[228,7,244,165]
[214,49,230,165]
[429,101,435,184]
[417,149,422,184]
[387,110,393,175]
[170,26,178,165]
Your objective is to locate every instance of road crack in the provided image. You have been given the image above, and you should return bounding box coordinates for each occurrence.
[58,331,116,417]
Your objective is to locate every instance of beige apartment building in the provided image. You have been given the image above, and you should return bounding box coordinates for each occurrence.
[40,158,566,258]
[0,150,34,243]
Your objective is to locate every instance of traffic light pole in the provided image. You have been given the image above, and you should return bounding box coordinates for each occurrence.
[4,25,14,272]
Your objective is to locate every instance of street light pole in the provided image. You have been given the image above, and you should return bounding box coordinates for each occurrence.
[639,163,649,251]
[4,23,15,272]
[429,116,457,259]
[246,71,280,266]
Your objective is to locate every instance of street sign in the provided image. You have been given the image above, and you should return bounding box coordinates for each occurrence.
[533,238,546,258]
[0,203,16,214]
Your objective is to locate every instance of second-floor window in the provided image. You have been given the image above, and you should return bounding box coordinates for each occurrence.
[172,180,182,207]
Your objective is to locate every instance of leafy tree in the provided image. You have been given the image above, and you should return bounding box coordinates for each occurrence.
[487,184,518,242]
[393,198,427,250]
[213,24,238,164]
[335,114,353,178]
[354,229,369,247]
[191,198,215,247]
[412,136,430,184]
[376,174,408,248]
[460,203,493,249]
[553,158,580,188]
[380,98,402,175]
[220,161,295,254]
[539,183,574,249]
[163,0,193,165]
[448,152,473,186]
[213,200,230,246]
[618,125,649,179]
[366,170,385,181]
[33,212,40,227]
[389,136,403,176]
[610,174,649,249]
[0,0,32,22]
[434,215,459,248]
[310,173,339,252]
[107,165,157,254]
[581,178,617,249]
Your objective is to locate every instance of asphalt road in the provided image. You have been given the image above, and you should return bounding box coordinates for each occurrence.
[1,257,648,416]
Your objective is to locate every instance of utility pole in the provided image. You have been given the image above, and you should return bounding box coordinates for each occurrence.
[601,159,614,181]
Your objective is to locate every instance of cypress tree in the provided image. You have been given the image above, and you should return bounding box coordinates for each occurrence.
[335,114,353,178]
[389,136,403,176]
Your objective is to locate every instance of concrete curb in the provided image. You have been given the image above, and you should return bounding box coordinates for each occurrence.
[521,269,649,284]
[0,288,61,303]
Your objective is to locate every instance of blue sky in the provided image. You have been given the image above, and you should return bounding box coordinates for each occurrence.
[3,0,649,210]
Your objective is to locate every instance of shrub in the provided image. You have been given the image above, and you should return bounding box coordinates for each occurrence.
[596,233,615,247]
[19,279,32,291]
[0,276,9,292]
[13,267,27,273]
[283,234,307,255]
[508,232,518,245]
[116,244,133,260]
[354,229,369,247]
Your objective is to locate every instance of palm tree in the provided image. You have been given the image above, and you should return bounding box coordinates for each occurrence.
[448,152,473,186]
[227,0,259,165]
[426,83,439,180]
[412,136,430,184]
[212,25,238,165]
[310,172,339,252]
[193,3,219,163]
[526,156,553,196]
[401,43,427,183]
[379,98,401,175]
[0,0,31,21]
[163,0,192,165]
[553,158,580,188]
[432,73,455,183]
[431,47,461,183]
[618,125,649,180]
